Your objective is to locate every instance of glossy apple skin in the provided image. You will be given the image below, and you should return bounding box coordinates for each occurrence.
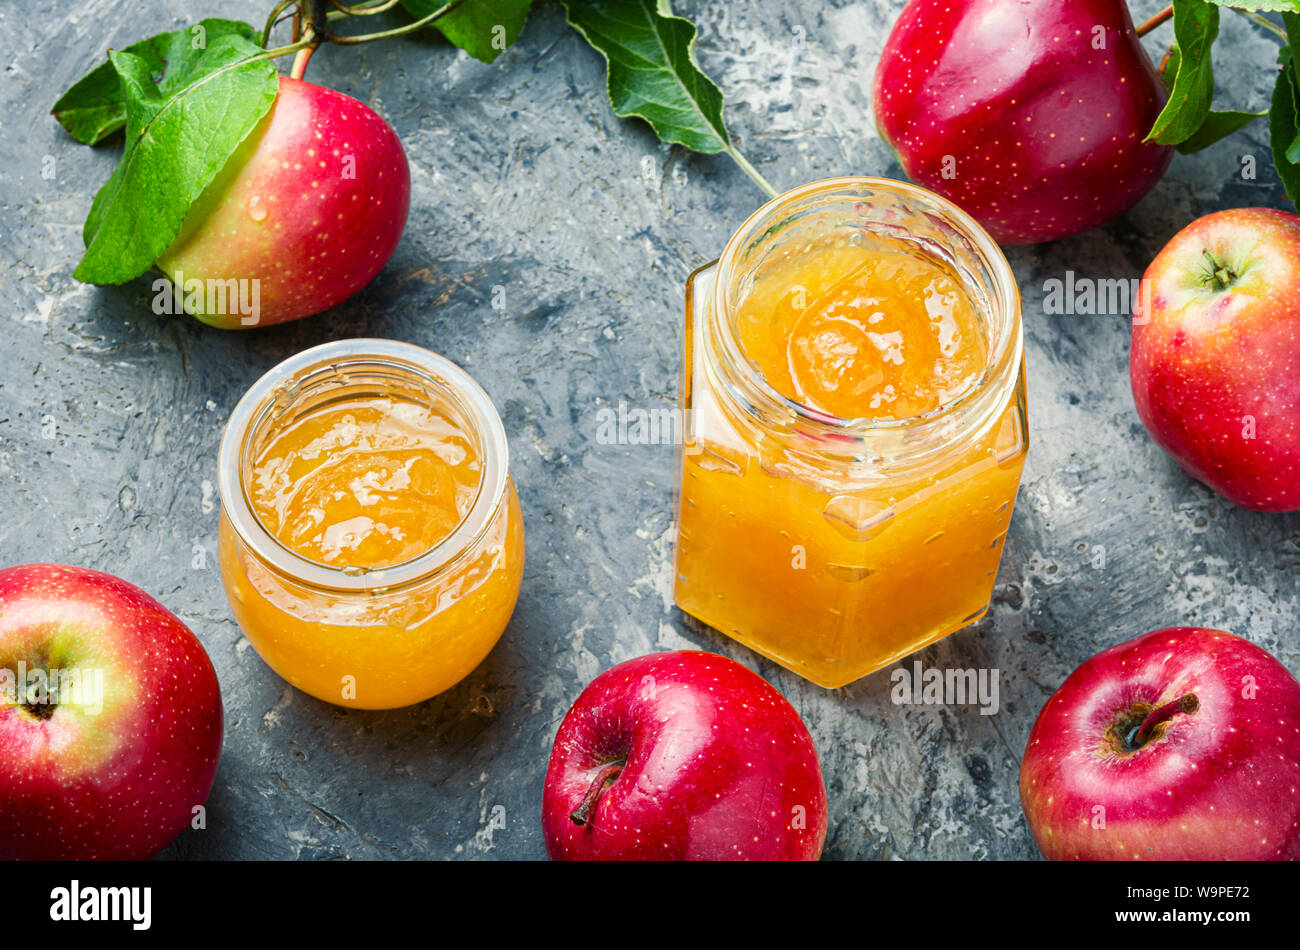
[1020,627,1300,861]
[157,76,410,328]
[1131,207,1300,511]
[542,651,828,860]
[874,0,1173,244]
[0,564,223,860]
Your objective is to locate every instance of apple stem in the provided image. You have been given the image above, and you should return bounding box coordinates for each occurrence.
[1135,5,1173,38]
[289,1,329,78]
[569,762,623,827]
[290,46,315,80]
[1131,693,1199,748]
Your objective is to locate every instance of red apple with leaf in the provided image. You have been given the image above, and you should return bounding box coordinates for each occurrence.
[53,18,409,329]
[0,564,223,860]
[1020,627,1300,860]
[542,651,828,861]
[1131,207,1300,511]
[155,75,410,328]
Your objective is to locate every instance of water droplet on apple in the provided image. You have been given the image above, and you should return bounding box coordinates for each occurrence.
[248,195,268,222]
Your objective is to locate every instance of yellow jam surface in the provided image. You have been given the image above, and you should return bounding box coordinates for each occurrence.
[734,239,988,420]
[250,398,480,568]
[221,394,524,710]
[675,238,1025,688]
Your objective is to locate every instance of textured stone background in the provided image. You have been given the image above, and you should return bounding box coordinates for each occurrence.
[1,0,1296,860]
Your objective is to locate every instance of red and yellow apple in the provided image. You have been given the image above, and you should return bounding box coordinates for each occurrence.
[157,76,410,328]
[1131,207,1300,511]
[1020,627,1300,860]
[0,564,223,860]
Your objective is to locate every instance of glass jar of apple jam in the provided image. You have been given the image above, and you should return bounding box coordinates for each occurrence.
[674,177,1026,688]
[217,339,524,709]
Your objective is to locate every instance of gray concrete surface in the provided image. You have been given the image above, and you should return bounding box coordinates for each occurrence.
[1,0,1296,860]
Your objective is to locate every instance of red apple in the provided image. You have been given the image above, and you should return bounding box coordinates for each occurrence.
[0,564,223,860]
[874,0,1173,245]
[1131,207,1300,512]
[542,651,828,860]
[1020,627,1300,860]
[156,76,410,328]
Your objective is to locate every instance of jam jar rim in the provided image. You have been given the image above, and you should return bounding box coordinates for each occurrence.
[707,175,1022,452]
[217,337,510,594]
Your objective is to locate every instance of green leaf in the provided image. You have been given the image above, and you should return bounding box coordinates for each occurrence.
[400,0,534,64]
[1159,43,1181,89]
[75,36,279,285]
[1147,0,1220,145]
[1287,72,1300,163]
[561,0,730,153]
[1177,109,1267,152]
[1269,62,1300,207]
[1284,11,1300,49]
[1283,13,1300,162]
[51,19,259,145]
[1158,36,1266,152]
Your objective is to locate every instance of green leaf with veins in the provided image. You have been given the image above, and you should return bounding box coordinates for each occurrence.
[400,0,534,63]
[561,0,731,153]
[1283,13,1300,162]
[1158,44,1265,152]
[1179,109,1268,152]
[51,18,260,145]
[1269,61,1300,207]
[1148,0,1220,145]
[75,36,279,285]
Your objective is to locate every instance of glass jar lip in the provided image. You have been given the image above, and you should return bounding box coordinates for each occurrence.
[217,338,509,593]
[711,175,1021,435]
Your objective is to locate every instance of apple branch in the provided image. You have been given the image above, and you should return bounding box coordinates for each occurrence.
[262,0,300,47]
[1136,6,1173,38]
[329,0,462,44]
[290,2,328,80]
[329,0,404,15]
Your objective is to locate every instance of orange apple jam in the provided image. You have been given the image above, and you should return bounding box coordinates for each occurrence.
[673,179,1027,688]
[218,342,524,710]
[733,240,989,420]
[248,399,480,569]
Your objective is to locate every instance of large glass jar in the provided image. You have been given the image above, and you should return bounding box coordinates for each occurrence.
[674,178,1027,688]
[217,339,524,709]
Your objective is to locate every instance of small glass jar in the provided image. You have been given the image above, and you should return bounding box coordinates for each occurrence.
[217,339,524,710]
[674,178,1027,688]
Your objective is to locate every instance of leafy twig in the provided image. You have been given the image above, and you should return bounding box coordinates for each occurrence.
[331,0,461,43]
[563,0,776,198]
